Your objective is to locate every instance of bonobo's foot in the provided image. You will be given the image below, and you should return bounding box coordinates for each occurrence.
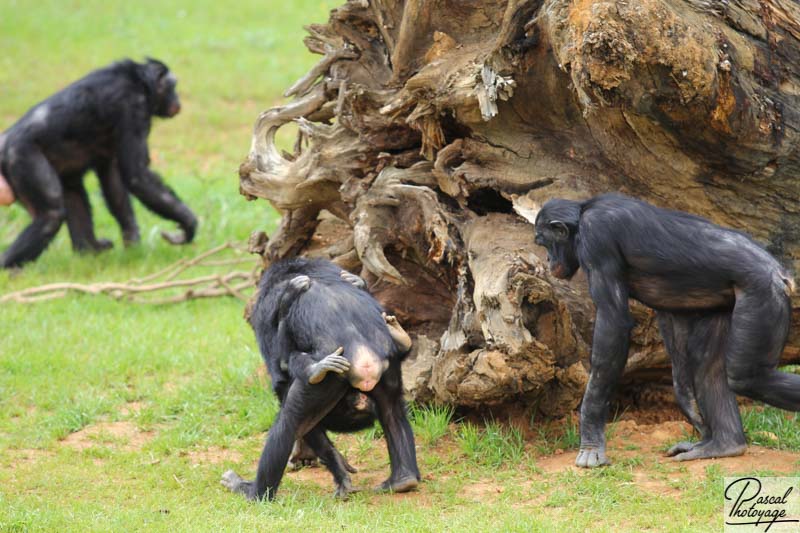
[575,446,610,468]
[375,475,419,494]
[74,239,114,254]
[340,270,366,289]
[670,440,746,462]
[289,274,311,292]
[94,238,114,251]
[382,312,412,352]
[288,439,319,470]
[220,470,257,501]
[122,229,140,246]
[308,347,349,385]
[334,478,360,500]
[665,440,702,457]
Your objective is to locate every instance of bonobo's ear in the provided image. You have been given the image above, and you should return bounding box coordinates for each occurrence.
[144,57,169,78]
[549,220,570,241]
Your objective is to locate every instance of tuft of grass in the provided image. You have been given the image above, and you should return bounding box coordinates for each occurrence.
[457,420,526,467]
[409,402,454,446]
[535,416,580,455]
[741,404,800,451]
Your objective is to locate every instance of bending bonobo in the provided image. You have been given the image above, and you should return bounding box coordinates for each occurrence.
[221,258,419,501]
[0,58,197,268]
[534,194,796,468]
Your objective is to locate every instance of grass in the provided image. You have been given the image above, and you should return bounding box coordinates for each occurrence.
[409,403,454,446]
[457,421,527,468]
[1,2,800,531]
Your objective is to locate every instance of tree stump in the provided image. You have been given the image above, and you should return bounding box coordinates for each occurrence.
[240,0,800,414]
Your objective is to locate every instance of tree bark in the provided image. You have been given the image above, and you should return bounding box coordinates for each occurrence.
[240,0,800,414]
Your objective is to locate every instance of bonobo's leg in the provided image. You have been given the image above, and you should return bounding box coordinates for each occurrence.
[671,312,746,461]
[1,145,66,268]
[127,168,197,245]
[657,312,710,456]
[382,313,412,354]
[302,427,359,498]
[370,360,420,493]
[340,270,366,290]
[95,159,139,245]
[221,376,349,501]
[725,283,800,410]
[63,179,113,252]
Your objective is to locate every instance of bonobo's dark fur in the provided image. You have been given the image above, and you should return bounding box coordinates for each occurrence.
[534,193,796,468]
[0,58,197,268]
[222,258,419,501]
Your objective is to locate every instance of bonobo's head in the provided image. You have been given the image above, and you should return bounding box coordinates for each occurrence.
[141,58,181,118]
[348,345,389,392]
[534,198,581,280]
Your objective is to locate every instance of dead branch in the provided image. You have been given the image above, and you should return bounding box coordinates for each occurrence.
[0,243,258,304]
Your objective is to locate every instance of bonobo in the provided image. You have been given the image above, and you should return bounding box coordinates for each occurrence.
[221,257,419,501]
[533,193,797,467]
[0,58,197,268]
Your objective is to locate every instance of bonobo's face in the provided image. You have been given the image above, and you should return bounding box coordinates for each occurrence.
[348,345,389,392]
[534,212,580,280]
[155,71,181,118]
[145,59,181,118]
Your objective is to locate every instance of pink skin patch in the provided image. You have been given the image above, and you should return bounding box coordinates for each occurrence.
[0,172,14,206]
[349,345,384,392]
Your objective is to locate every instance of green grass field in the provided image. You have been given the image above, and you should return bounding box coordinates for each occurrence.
[1,2,799,531]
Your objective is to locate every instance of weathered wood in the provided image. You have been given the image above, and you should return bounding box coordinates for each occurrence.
[240,0,800,409]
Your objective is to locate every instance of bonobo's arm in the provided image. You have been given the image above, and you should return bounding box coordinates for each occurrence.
[576,265,633,468]
[116,118,197,244]
[382,313,412,354]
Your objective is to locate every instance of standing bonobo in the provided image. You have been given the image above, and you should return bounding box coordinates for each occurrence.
[0,58,197,268]
[221,258,419,501]
[534,194,797,468]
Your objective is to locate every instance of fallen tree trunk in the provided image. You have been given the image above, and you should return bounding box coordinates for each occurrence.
[240,0,800,415]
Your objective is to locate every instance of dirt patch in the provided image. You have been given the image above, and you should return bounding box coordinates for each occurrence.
[462,480,505,501]
[4,448,55,467]
[119,402,144,416]
[61,421,154,451]
[185,447,242,465]
[682,446,800,476]
[534,418,800,496]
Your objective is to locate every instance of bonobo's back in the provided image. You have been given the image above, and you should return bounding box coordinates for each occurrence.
[252,257,394,360]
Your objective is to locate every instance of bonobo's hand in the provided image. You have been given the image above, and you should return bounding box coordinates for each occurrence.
[161,229,189,245]
[575,445,610,468]
[161,215,197,245]
[308,347,349,384]
[340,270,366,290]
[289,275,311,292]
[220,470,258,501]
